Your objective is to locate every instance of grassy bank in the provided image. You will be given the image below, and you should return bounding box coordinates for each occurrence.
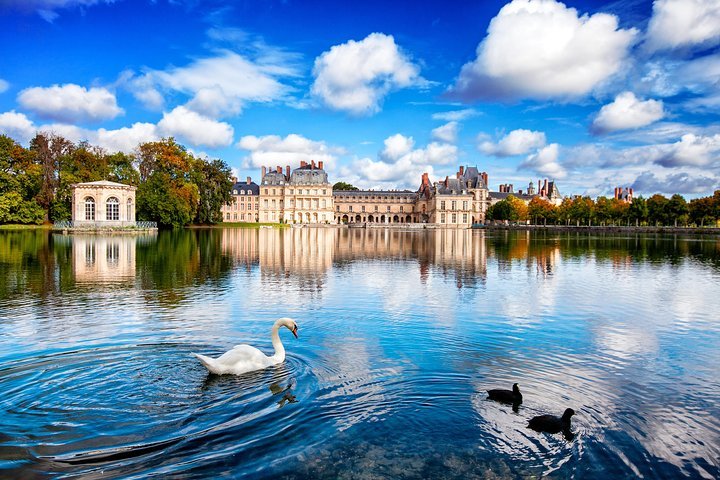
[0,224,52,230]
[479,224,720,235]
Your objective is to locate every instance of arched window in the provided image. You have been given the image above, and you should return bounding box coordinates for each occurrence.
[127,198,133,222]
[106,197,119,221]
[84,197,95,221]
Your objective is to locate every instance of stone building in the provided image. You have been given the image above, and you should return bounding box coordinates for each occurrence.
[334,190,417,224]
[71,180,136,227]
[258,160,334,224]
[488,179,563,206]
[221,177,260,222]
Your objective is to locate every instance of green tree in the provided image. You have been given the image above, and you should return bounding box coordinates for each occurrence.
[29,133,74,223]
[666,194,689,226]
[595,196,612,225]
[333,181,359,191]
[647,194,669,226]
[628,196,648,226]
[689,196,715,227]
[192,158,232,224]
[107,152,140,185]
[0,135,44,224]
[570,196,594,225]
[136,139,198,228]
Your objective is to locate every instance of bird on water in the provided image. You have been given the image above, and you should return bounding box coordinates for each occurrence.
[528,408,575,435]
[487,383,523,404]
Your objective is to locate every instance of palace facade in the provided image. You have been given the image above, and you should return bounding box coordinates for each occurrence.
[220,162,562,226]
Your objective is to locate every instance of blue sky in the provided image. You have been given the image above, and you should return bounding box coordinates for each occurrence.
[1,0,719,198]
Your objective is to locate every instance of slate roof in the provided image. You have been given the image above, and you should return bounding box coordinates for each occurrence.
[333,190,416,199]
[231,181,259,195]
[489,191,536,202]
[72,180,133,188]
[290,165,329,185]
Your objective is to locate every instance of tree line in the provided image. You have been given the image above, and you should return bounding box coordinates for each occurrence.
[0,133,232,228]
[486,192,720,227]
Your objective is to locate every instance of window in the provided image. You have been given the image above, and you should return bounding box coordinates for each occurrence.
[290,189,294,194]
[451,213,457,223]
[233,190,237,194]
[322,189,326,195]
[451,201,456,210]
[234,213,238,220]
[106,197,119,221]
[312,189,317,195]
[440,200,446,210]
[362,206,366,212]
[226,213,230,220]
[463,213,468,223]
[84,197,95,221]
[463,201,468,210]
[374,205,378,212]
[314,199,319,209]
[127,198,133,221]
[440,213,445,223]
[349,206,353,212]
[272,189,276,195]
[322,199,326,208]
[336,205,340,212]
[387,206,390,212]
[264,199,268,208]
[400,206,403,212]
[240,190,244,195]
[264,189,268,194]
[272,199,276,208]
[290,199,294,207]
[107,243,119,265]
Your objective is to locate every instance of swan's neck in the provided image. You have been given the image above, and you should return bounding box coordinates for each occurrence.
[270,322,285,363]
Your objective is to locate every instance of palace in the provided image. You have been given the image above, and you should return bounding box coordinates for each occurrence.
[220,162,562,227]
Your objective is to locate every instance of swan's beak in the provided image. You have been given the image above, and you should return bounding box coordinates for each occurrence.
[291,325,298,339]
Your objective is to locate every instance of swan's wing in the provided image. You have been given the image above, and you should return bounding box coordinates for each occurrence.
[215,344,269,367]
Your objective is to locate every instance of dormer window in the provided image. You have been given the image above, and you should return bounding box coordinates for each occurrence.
[233,190,237,194]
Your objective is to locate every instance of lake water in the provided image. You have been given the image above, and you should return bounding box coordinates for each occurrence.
[1,228,719,479]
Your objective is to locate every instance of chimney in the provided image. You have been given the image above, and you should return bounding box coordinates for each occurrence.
[318,160,324,170]
[544,179,549,192]
[261,166,266,179]
[276,166,282,174]
[629,187,633,196]
[311,160,316,169]
[286,165,290,178]
[509,184,513,193]
[422,172,429,185]
[246,176,251,184]
[445,176,449,188]
[456,170,461,179]
[539,180,542,194]
[459,166,464,176]
[481,172,488,187]
[231,176,238,183]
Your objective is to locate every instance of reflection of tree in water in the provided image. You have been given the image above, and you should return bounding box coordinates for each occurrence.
[0,230,73,300]
[136,229,234,305]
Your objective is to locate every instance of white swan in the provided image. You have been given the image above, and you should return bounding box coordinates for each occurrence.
[192,318,299,375]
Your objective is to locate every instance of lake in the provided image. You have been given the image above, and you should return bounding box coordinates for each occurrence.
[1,228,719,479]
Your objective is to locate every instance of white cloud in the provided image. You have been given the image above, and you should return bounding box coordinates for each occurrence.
[0,111,36,143]
[0,79,9,93]
[655,133,720,168]
[519,143,566,178]
[591,92,665,134]
[450,0,637,101]
[237,133,342,170]
[431,122,459,143]
[127,49,298,118]
[95,123,159,153]
[431,108,481,122]
[17,84,123,123]
[645,0,720,52]
[311,33,423,115]
[480,129,546,156]
[632,171,719,195]
[342,134,457,188]
[157,106,234,148]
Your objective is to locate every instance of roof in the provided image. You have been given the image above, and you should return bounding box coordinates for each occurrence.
[436,178,472,195]
[72,180,134,188]
[290,166,329,185]
[231,181,259,195]
[261,170,287,186]
[489,191,536,201]
[333,190,415,198]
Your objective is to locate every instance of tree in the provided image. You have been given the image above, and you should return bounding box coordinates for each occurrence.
[689,196,715,227]
[595,196,612,225]
[192,158,232,224]
[135,139,198,228]
[528,197,555,225]
[333,181,359,191]
[506,195,528,222]
[30,133,74,223]
[647,194,669,226]
[628,196,648,226]
[570,196,594,225]
[666,194,689,226]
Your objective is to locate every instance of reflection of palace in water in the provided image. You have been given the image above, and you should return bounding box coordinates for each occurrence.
[72,235,142,283]
[220,228,496,289]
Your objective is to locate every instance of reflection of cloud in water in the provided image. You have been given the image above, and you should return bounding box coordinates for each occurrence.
[312,337,398,432]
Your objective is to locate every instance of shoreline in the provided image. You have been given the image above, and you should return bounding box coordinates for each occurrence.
[477,224,720,235]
